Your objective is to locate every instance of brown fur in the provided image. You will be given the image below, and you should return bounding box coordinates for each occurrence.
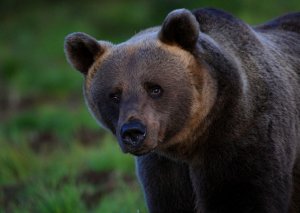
[86,42,112,90]
[157,42,217,159]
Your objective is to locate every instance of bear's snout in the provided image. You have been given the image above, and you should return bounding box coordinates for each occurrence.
[120,120,147,148]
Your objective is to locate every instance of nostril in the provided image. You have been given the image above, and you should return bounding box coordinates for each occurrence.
[120,121,146,145]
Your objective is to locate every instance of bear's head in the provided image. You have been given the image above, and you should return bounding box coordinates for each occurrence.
[64,9,216,157]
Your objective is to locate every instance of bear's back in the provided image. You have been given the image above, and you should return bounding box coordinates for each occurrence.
[193,8,300,52]
[255,12,300,34]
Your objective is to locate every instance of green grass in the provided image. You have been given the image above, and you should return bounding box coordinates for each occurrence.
[0,135,147,213]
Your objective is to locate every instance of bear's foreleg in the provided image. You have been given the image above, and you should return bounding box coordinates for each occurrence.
[137,152,196,213]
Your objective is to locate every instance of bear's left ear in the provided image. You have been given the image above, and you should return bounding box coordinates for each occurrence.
[158,9,199,52]
[64,32,109,75]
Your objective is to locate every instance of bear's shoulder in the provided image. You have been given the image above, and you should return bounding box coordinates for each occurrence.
[192,8,263,51]
[192,8,251,35]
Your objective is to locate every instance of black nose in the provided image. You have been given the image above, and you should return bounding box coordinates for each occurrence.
[120,121,146,146]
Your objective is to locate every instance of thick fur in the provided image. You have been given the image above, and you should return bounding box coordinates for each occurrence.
[64,8,300,213]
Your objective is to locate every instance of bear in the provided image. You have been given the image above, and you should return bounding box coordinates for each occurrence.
[64,8,300,213]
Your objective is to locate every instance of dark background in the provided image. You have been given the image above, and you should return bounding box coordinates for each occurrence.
[1,0,299,212]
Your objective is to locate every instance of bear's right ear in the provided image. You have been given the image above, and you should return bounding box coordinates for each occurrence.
[64,32,108,75]
[158,9,199,52]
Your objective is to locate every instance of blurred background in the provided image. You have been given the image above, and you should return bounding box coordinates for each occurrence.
[0,0,299,212]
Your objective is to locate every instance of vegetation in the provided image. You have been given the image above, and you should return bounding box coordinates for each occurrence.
[0,0,299,212]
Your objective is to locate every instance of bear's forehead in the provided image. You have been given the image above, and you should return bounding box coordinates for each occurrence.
[96,44,187,82]
[101,39,194,73]
[104,26,194,68]
[111,44,172,67]
[88,45,193,95]
[86,35,196,91]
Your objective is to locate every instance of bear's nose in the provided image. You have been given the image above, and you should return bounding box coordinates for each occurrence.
[120,120,146,146]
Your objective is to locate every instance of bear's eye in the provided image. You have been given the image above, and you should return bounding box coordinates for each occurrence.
[109,92,121,104]
[146,83,163,99]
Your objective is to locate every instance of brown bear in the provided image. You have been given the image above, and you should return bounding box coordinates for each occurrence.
[64,8,300,213]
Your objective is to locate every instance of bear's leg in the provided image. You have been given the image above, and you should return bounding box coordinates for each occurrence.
[190,163,292,213]
[136,152,195,213]
[290,160,300,213]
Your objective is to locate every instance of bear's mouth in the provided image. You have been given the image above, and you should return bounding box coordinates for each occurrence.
[122,141,158,156]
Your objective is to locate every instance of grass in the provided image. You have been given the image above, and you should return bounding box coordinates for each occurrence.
[0,134,147,213]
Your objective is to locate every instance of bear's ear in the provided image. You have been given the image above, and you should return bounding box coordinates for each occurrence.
[64,32,107,75]
[158,9,199,51]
